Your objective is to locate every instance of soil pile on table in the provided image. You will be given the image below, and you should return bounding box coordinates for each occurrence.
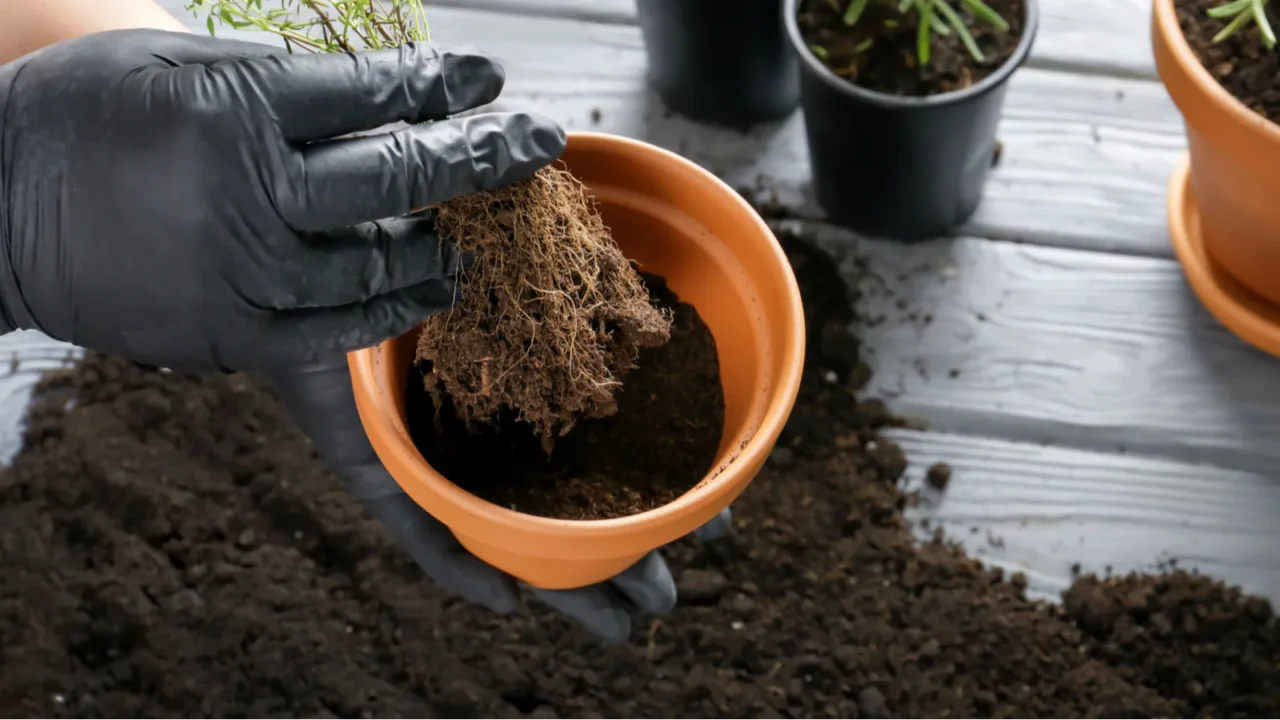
[796,0,1026,97]
[1176,0,1280,124]
[0,231,1277,718]
[1065,570,1280,717]
[420,166,672,450]
[410,273,724,520]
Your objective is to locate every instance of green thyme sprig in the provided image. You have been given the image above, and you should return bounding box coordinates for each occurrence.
[185,0,429,54]
[1207,0,1276,49]
[839,0,1009,66]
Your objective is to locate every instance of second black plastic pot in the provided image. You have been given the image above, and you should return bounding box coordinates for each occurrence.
[636,0,801,129]
[783,0,1039,240]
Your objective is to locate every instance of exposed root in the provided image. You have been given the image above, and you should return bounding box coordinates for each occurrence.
[416,164,672,450]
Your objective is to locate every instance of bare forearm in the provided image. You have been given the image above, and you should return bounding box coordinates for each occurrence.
[0,0,189,65]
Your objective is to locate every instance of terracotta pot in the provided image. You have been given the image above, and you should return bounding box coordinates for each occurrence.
[347,132,806,590]
[1153,0,1280,307]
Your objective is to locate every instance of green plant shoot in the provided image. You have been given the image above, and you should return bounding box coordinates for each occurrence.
[1206,0,1276,49]
[185,0,429,54]
[842,0,1009,66]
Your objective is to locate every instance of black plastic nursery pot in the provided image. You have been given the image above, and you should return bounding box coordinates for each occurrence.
[783,0,1039,241]
[636,0,801,128]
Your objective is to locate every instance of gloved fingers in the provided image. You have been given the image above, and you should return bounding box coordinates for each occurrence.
[281,111,566,231]
[362,489,520,614]
[265,364,520,615]
[269,214,458,309]
[266,278,457,364]
[608,550,678,615]
[690,506,734,542]
[227,45,507,143]
[265,357,378,469]
[530,584,633,645]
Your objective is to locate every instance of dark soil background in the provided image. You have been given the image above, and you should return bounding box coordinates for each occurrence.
[0,230,1277,718]
[1176,0,1280,124]
[797,0,1026,97]
[410,273,724,521]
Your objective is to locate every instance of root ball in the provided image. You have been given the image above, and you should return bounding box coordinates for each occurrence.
[416,164,673,448]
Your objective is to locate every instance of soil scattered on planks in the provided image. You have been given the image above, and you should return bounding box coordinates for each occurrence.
[409,273,724,521]
[1176,0,1280,125]
[0,231,1277,718]
[796,0,1026,97]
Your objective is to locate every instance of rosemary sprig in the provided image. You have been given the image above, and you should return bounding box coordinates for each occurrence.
[841,0,1010,65]
[185,0,430,54]
[1207,0,1276,49]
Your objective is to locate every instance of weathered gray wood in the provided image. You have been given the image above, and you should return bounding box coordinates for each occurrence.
[783,217,1280,475]
[165,4,1186,257]
[444,0,1159,80]
[0,332,81,465]
[895,429,1280,604]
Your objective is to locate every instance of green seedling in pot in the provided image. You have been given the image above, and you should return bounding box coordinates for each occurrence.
[1206,0,1276,49]
[186,0,429,53]
[826,0,1009,66]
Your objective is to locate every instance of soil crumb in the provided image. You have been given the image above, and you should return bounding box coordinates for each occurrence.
[409,274,724,521]
[421,165,671,449]
[796,0,1025,97]
[0,229,1277,718]
[925,461,951,490]
[1175,0,1280,124]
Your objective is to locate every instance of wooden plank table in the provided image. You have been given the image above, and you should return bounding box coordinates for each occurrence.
[9,0,1276,605]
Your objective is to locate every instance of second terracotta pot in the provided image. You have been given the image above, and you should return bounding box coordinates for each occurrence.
[1153,0,1280,308]
[347,132,806,590]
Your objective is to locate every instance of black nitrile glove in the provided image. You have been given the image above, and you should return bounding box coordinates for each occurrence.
[0,28,564,371]
[269,358,733,643]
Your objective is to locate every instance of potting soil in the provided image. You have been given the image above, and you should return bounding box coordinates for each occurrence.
[796,0,1026,97]
[1176,0,1280,125]
[0,231,1277,718]
[409,273,724,521]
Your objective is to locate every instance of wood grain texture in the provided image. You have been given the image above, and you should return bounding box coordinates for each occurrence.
[894,429,1280,604]
[783,217,1280,475]
[446,0,1160,79]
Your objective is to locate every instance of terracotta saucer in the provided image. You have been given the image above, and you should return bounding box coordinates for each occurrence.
[1167,152,1280,358]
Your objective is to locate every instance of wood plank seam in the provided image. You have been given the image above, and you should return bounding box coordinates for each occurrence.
[773,217,1280,477]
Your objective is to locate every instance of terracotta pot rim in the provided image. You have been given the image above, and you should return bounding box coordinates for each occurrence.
[782,0,1040,109]
[1153,0,1280,141]
[348,131,806,535]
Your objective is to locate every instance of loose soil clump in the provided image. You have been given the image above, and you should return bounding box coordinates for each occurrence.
[796,0,1026,97]
[1175,0,1280,124]
[409,273,724,521]
[420,166,672,449]
[0,230,1278,718]
[1065,570,1280,717]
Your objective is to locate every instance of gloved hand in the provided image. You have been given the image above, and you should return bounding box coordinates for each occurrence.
[0,28,564,371]
[268,358,733,643]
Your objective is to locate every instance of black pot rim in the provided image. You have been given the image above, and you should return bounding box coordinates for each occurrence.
[783,0,1041,108]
